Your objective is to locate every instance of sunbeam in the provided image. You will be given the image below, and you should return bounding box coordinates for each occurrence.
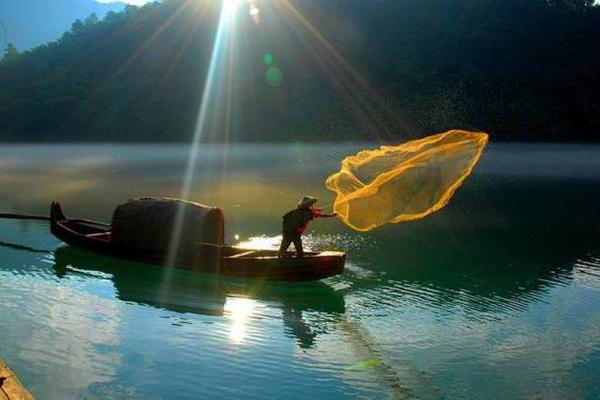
[271,0,402,140]
[56,0,204,133]
[164,0,241,274]
[160,0,405,281]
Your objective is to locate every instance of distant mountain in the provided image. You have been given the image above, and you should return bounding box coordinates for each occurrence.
[0,0,599,142]
[0,0,126,50]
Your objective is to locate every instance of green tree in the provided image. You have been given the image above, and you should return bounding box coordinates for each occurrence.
[3,43,18,61]
[104,11,121,24]
[548,0,595,10]
[71,19,85,34]
[0,0,599,142]
[84,13,99,27]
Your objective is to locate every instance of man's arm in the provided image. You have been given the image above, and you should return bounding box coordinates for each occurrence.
[312,208,337,218]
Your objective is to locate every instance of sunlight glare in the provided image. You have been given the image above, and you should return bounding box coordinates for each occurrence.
[223,0,241,21]
[164,0,240,270]
[224,297,256,344]
[237,235,281,250]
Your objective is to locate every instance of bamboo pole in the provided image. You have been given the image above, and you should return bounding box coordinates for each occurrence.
[0,213,49,221]
[0,213,110,227]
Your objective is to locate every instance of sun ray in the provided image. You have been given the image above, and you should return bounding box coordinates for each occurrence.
[57,0,198,130]
[164,0,241,273]
[109,1,196,82]
[271,0,403,140]
[157,6,209,88]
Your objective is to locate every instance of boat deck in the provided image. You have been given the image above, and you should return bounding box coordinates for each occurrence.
[0,358,34,400]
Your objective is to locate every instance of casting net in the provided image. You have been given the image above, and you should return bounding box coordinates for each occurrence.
[325,130,488,231]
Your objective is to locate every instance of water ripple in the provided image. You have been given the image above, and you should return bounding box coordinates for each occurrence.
[574,253,600,290]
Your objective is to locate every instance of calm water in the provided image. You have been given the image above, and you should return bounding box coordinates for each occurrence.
[1,143,599,399]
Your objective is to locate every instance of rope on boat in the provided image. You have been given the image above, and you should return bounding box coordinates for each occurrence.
[0,212,50,221]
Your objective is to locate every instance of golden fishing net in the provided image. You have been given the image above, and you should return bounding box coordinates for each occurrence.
[326,130,489,231]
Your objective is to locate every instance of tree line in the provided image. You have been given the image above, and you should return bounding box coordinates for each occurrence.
[0,0,599,142]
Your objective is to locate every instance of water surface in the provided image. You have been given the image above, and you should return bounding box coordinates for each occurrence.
[1,143,599,399]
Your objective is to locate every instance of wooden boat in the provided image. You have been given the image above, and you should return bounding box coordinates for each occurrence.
[0,356,35,400]
[50,202,345,281]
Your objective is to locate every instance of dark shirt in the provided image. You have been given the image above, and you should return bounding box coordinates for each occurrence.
[282,207,324,235]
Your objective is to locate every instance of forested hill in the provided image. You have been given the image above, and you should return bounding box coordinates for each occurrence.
[0,0,125,51]
[0,0,599,143]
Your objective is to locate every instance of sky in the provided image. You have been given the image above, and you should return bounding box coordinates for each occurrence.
[96,0,153,5]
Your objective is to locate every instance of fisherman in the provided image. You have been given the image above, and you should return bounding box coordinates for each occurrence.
[278,196,337,258]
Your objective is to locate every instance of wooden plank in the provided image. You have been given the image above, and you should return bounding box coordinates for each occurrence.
[228,251,256,259]
[85,232,110,238]
[0,358,35,400]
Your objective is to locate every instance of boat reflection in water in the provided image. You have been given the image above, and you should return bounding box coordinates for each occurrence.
[52,246,345,349]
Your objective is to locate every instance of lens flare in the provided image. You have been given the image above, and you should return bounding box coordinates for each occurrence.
[246,0,260,24]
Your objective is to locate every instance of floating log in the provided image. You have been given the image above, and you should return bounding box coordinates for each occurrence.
[0,357,34,400]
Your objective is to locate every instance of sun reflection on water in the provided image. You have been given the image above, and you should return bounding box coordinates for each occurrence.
[224,296,257,344]
[236,234,282,250]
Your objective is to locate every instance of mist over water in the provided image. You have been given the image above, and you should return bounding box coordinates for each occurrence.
[0,143,599,399]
